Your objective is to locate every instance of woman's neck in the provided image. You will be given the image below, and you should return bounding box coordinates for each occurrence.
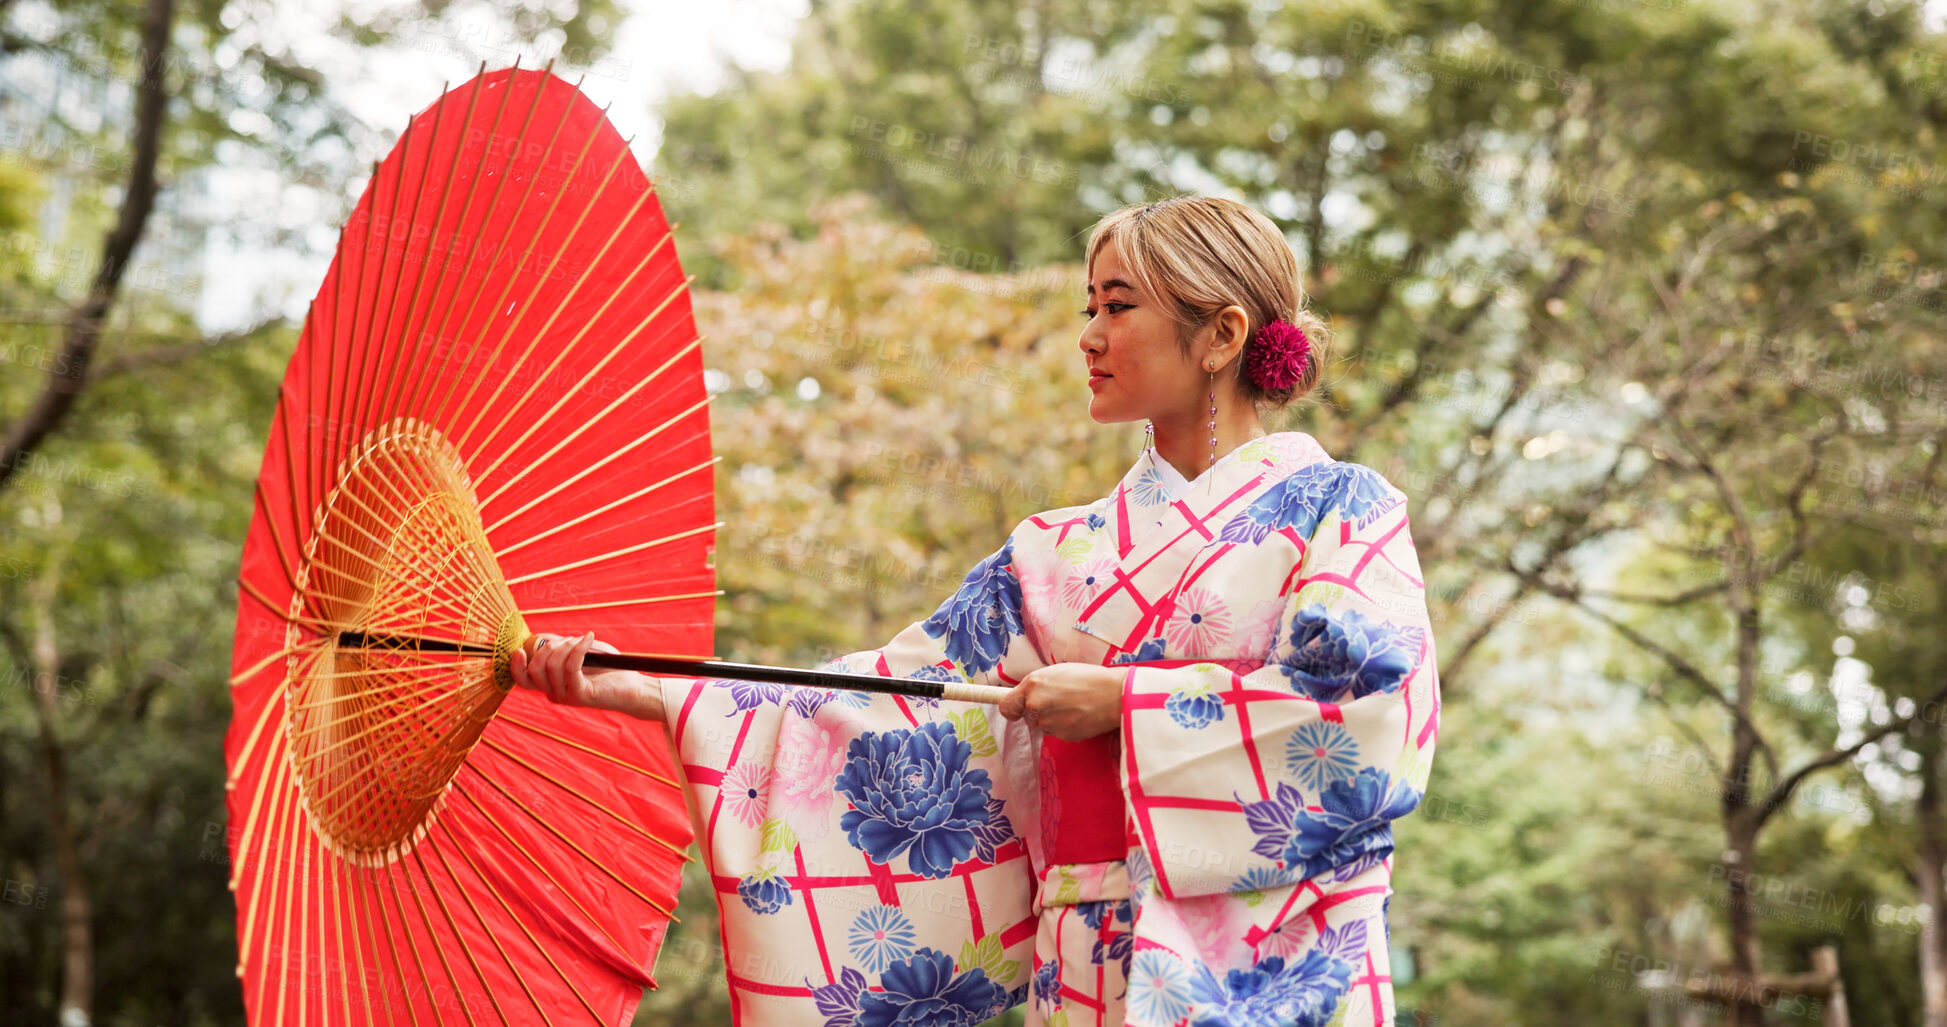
[1150,392,1267,479]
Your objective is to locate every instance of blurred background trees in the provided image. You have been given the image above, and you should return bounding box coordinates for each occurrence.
[6,0,1947,1023]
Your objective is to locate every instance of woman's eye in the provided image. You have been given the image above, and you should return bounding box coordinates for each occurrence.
[1079,303,1131,320]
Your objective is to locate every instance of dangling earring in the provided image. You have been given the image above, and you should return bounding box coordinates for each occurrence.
[1206,361,1218,469]
[1143,420,1154,455]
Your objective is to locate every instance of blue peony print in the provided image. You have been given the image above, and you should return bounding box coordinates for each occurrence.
[849,905,917,973]
[1280,604,1424,702]
[834,722,1003,878]
[857,947,1012,1027]
[1166,688,1226,729]
[1112,637,1167,664]
[1217,462,1400,546]
[1239,769,1424,880]
[1131,466,1170,507]
[1086,512,1107,531]
[899,663,961,708]
[921,539,1025,675]
[1187,950,1355,1027]
[1032,957,1061,1007]
[736,870,794,915]
[1284,722,1362,793]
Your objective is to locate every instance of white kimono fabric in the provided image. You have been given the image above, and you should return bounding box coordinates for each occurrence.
[659,431,1441,1026]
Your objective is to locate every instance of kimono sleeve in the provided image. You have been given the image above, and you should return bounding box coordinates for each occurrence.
[658,524,1042,723]
[1116,467,1439,901]
[821,531,1039,687]
[652,527,1043,1023]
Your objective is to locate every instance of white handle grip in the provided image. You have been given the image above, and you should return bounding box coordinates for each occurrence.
[941,681,1012,704]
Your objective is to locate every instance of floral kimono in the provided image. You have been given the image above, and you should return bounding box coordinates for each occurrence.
[658,431,1440,1026]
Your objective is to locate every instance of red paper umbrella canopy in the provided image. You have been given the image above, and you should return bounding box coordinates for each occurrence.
[226,67,714,1025]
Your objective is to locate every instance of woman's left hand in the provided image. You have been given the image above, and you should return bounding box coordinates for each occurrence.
[997,663,1125,741]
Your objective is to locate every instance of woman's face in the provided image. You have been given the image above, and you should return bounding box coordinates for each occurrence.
[1078,240,1205,425]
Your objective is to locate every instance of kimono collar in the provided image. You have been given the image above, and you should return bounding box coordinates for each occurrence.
[1071,431,1330,653]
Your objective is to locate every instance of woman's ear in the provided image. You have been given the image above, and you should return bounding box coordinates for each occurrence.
[1203,305,1252,370]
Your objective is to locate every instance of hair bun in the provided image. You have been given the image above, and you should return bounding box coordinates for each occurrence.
[1245,318,1310,392]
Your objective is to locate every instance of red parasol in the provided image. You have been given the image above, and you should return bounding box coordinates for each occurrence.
[225,66,712,1025]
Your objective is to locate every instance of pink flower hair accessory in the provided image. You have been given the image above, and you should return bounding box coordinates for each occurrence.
[1245,317,1310,392]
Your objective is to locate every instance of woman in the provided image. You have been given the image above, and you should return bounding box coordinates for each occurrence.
[512,196,1439,1027]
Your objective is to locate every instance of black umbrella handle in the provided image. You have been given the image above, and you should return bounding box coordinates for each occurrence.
[584,652,1009,704]
[335,631,1011,704]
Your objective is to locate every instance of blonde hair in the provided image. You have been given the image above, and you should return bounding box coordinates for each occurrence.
[1085,196,1328,409]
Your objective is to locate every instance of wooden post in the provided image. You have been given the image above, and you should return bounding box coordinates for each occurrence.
[1814,946,1849,1027]
[1675,944,1847,1024]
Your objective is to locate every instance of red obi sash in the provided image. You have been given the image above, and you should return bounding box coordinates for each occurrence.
[1037,732,1129,866]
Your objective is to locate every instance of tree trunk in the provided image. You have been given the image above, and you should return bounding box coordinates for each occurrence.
[1722,588,1765,1027]
[1721,814,1765,1027]
[30,568,91,1026]
[1919,733,1947,1027]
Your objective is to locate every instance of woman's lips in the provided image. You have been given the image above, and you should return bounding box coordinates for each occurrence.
[1088,371,1112,389]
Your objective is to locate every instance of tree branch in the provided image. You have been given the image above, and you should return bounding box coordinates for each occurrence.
[1644,681,1725,780]
[0,0,176,494]
[1758,675,1947,827]
[1580,580,1732,606]
[90,318,281,379]
[1511,563,1781,785]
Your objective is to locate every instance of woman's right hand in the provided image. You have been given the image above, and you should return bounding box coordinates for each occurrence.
[509,631,666,721]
